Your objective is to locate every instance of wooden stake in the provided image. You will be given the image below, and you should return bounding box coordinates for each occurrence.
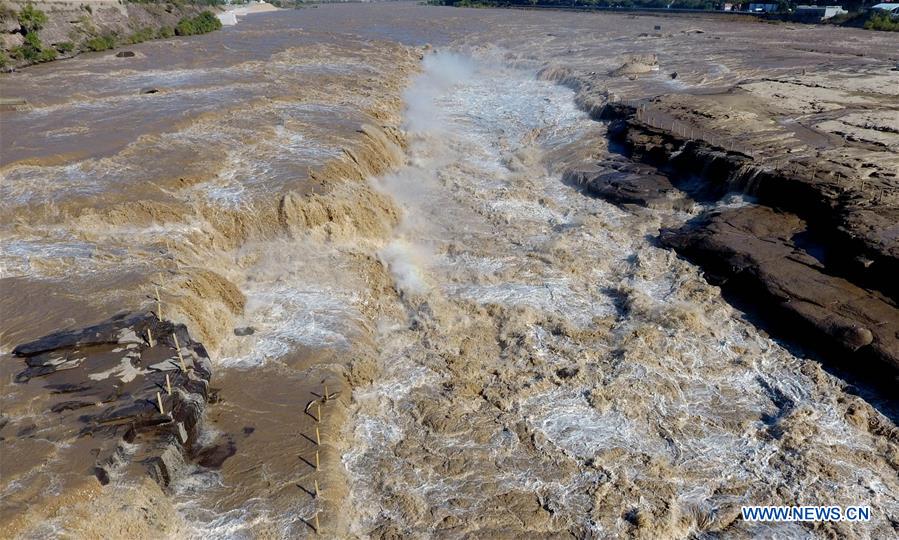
[315,426,321,446]
[316,403,322,423]
[323,384,329,403]
[147,328,154,348]
[155,286,162,320]
[315,450,320,470]
[166,373,172,395]
[173,334,187,372]
[314,478,320,497]
[156,391,165,415]
[314,512,320,534]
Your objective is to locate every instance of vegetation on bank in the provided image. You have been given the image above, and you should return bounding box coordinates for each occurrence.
[864,12,899,30]
[0,2,224,69]
[81,11,219,52]
[175,10,222,35]
[5,3,55,65]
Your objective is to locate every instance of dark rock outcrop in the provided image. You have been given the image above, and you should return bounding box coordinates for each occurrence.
[660,206,899,374]
[564,163,691,211]
[10,312,213,488]
[576,101,899,379]
[601,102,899,303]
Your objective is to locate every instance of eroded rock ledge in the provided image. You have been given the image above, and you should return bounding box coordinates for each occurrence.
[10,311,213,488]
[660,206,899,374]
[570,102,899,377]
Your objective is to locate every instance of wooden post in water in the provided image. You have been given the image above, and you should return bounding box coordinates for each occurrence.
[315,426,321,446]
[314,478,320,497]
[323,384,329,403]
[156,391,165,415]
[316,403,322,423]
[315,450,320,470]
[147,328,154,348]
[155,286,162,320]
[173,334,188,372]
[166,373,172,395]
[314,512,320,534]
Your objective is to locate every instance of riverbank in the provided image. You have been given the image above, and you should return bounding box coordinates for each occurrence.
[0,1,224,71]
[567,99,899,379]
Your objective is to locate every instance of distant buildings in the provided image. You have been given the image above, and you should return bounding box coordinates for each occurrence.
[794,5,848,19]
[870,3,899,15]
[747,3,778,12]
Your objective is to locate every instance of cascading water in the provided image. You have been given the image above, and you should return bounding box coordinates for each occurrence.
[341,51,899,538]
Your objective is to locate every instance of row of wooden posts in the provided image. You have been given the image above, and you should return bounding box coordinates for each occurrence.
[149,281,332,535]
[305,382,337,535]
[150,283,189,418]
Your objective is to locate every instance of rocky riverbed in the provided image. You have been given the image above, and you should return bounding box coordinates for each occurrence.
[1,312,212,537]
[565,100,899,380]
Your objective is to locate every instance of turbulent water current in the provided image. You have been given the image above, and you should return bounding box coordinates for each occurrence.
[170,51,898,537]
[332,52,899,539]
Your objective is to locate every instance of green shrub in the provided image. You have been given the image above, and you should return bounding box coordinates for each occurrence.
[865,12,899,31]
[17,2,47,31]
[12,3,60,63]
[126,27,156,44]
[37,46,56,62]
[55,41,75,53]
[18,30,42,60]
[85,34,116,51]
[158,25,175,38]
[0,51,9,68]
[174,17,194,36]
[175,10,221,36]
[12,31,56,63]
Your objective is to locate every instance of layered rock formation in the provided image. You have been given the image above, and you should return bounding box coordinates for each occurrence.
[569,100,899,378]
[661,206,899,374]
[1,312,213,534]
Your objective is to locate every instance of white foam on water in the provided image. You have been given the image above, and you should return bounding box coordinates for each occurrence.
[0,162,117,206]
[447,279,616,326]
[487,198,567,224]
[218,285,360,369]
[378,240,430,296]
[342,49,899,538]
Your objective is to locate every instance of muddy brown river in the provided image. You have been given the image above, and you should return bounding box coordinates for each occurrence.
[1,3,897,538]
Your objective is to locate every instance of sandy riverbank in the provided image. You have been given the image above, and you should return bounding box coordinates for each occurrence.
[218,2,280,26]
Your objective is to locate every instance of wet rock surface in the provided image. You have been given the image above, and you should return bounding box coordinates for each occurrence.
[4,312,212,491]
[564,162,689,211]
[580,102,899,380]
[660,206,899,374]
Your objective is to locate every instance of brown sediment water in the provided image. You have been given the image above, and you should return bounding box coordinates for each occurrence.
[1,6,419,536]
[1,3,897,538]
